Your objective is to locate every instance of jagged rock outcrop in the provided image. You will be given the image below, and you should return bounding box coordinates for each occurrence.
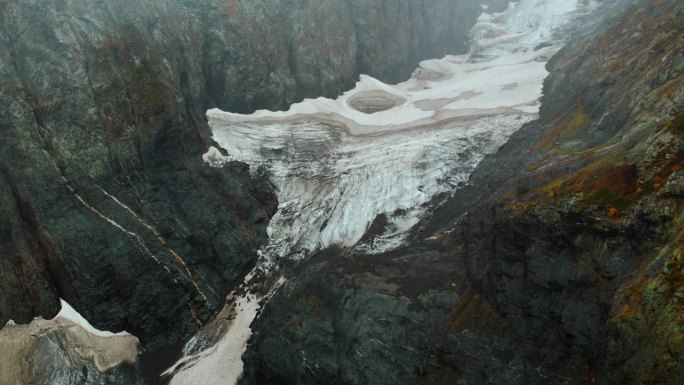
[242,0,684,384]
[1,313,141,385]
[0,0,482,381]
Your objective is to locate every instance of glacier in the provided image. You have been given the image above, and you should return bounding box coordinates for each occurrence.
[166,1,597,384]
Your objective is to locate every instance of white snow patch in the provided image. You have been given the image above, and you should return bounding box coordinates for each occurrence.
[164,273,287,385]
[164,293,259,385]
[55,299,131,337]
[0,300,139,378]
[202,146,233,168]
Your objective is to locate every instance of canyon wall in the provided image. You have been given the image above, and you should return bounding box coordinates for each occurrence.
[0,0,481,380]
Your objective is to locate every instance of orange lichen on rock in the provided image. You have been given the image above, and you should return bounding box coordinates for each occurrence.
[619,304,633,317]
[540,162,640,209]
[609,207,619,218]
[504,201,537,213]
[222,1,240,16]
[536,104,590,149]
[450,292,501,331]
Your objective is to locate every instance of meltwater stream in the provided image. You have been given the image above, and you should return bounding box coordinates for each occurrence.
[164,1,596,384]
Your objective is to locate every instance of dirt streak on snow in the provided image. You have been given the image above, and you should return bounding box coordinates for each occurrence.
[164,275,285,385]
[163,293,259,385]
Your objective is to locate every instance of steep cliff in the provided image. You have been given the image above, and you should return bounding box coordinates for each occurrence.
[0,0,280,352]
[242,0,684,384]
[0,0,482,381]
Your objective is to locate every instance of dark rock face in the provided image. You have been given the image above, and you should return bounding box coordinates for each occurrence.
[0,0,481,375]
[346,0,478,85]
[0,0,277,352]
[243,0,684,384]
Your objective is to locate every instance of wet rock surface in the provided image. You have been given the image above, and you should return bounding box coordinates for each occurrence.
[242,0,684,384]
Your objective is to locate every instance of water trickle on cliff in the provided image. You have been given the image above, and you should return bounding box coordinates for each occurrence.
[165,1,596,384]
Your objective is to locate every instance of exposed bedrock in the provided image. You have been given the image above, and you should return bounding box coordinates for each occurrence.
[242,0,684,384]
[0,0,482,380]
[0,303,141,385]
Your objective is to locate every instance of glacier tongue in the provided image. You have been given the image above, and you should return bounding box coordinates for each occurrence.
[206,46,557,260]
[205,0,597,262]
[211,115,531,260]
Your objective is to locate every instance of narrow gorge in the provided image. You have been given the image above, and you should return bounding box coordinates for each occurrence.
[0,0,682,384]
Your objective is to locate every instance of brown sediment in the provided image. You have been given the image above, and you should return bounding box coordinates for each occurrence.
[347,91,406,114]
[413,68,452,82]
[211,105,533,137]
[407,69,454,91]
[415,90,484,111]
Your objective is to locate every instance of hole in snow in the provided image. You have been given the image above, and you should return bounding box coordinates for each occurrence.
[347,91,405,114]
